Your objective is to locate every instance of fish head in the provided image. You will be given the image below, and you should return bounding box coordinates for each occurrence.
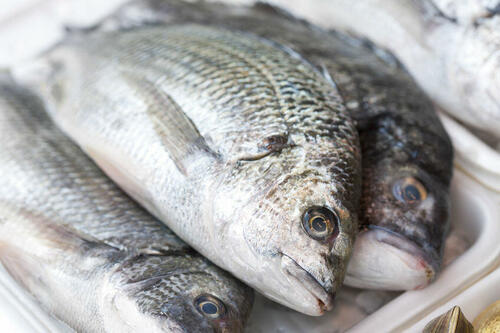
[103,255,253,332]
[211,138,360,315]
[347,160,452,290]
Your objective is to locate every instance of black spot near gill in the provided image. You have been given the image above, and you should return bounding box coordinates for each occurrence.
[259,134,288,153]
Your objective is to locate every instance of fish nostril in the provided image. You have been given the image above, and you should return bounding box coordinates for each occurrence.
[259,134,288,153]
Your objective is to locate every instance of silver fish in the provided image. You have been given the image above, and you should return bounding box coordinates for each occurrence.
[0,79,253,332]
[93,0,453,290]
[20,22,362,315]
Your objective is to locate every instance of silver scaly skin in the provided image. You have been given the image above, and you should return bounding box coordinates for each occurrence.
[0,79,253,332]
[95,0,453,290]
[21,23,362,315]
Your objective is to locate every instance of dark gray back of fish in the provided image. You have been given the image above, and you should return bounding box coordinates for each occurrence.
[100,0,453,271]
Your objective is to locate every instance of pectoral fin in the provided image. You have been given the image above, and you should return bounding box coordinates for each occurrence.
[122,71,219,176]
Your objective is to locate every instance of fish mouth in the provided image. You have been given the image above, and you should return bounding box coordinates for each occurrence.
[280,253,334,315]
[345,227,437,290]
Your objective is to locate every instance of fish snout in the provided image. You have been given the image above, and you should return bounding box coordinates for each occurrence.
[345,227,437,290]
[280,253,334,315]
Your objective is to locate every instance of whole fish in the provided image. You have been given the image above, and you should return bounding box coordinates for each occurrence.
[266,0,500,139]
[20,19,362,315]
[0,78,253,332]
[92,0,453,290]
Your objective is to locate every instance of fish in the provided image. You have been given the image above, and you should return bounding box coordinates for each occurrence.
[17,16,362,315]
[0,78,253,332]
[89,0,453,290]
[423,306,474,333]
[265,0,500,139]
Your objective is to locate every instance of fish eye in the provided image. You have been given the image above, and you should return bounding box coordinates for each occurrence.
[302,206,339,241]
[392,177,427,205]
[194,294,226,319]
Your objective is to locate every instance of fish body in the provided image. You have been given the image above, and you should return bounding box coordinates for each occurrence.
[92,0,453,290]
[266,0,500,139]
[23,22,361,315]
[0,79,253,332]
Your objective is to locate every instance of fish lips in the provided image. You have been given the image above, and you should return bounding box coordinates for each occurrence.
[345,226,437,290]
[280,253,334,315]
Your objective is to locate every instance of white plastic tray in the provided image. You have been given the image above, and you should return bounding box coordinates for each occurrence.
[411,258,500,331]
[439,113,500,192]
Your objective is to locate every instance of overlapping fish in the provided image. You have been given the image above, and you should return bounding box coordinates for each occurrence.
[19,9,362,315]
[89,0,453,290]
[266,0,500,139]
[0,78,253,332]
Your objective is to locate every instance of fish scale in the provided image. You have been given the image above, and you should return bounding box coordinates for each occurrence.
[114,26,348,158]
[0,87,175,253]
[125,29,290,155]
[1,136,180,253]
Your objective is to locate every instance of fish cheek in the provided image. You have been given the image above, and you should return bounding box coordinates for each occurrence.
[241,208,283,257]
